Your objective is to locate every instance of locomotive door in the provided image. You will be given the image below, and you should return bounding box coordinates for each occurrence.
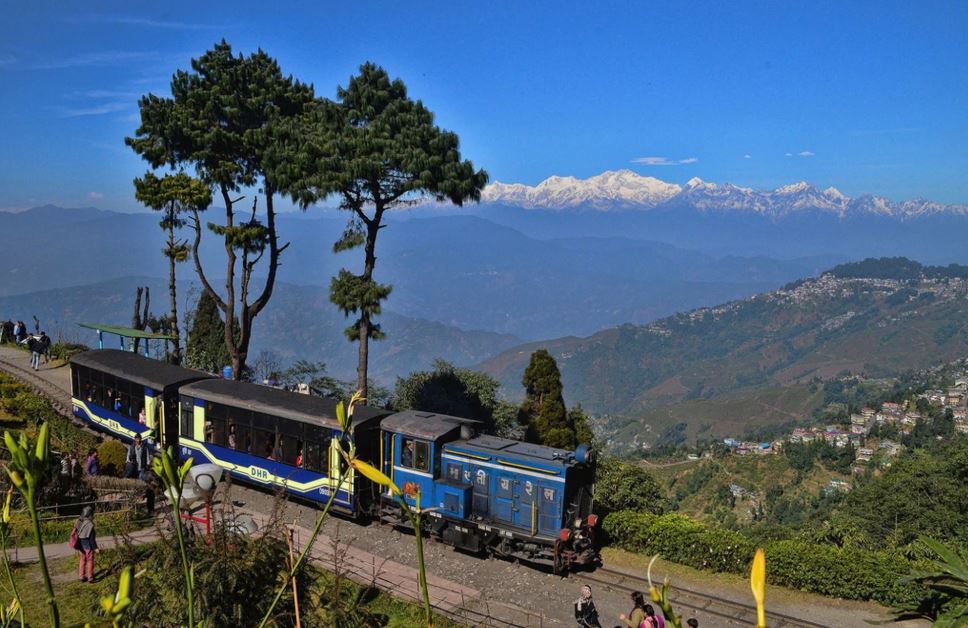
[494,473,515,524]
[517,479,537,534]
[537,482,561,537]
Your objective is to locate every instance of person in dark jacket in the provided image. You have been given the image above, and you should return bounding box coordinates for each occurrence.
[39,331,51,364]
[126,435,149,480]
[574,584,601,627]
[73,505,97,582]
[26,335,41,370]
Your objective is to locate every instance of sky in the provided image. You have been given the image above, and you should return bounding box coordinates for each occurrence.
[1,1,966,212]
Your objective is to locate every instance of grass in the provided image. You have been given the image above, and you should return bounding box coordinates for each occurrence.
[7,542,462,627]
[10,549,113,627]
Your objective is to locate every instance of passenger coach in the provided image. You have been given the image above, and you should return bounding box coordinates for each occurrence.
[70,350,210,448]
[176,379,391,515]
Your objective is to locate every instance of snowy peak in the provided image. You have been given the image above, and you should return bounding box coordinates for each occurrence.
[480,171,968,218]
[482,169,681,210]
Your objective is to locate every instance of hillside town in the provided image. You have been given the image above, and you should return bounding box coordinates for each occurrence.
[718,373,968,493]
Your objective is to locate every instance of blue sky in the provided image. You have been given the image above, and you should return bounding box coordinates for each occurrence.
[1,1,966,211]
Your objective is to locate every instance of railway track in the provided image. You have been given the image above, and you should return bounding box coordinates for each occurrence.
[574,565,827,628]
[0,351,553,627]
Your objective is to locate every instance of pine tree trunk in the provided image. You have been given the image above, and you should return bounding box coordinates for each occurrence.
[356,212,382,399]
[167,221,182,364]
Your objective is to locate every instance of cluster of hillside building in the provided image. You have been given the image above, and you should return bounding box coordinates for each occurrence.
[721,376,968,491]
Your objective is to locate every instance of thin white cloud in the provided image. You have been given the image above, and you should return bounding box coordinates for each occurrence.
[784,152,793,157]
[85,14,234,30]
[631,156,698,166]
[743,154,752,159]
[59,102,130,117]
[68,89,140,100]
[32,50,159,70]
[87,192,104,200]
[798,151,815,157]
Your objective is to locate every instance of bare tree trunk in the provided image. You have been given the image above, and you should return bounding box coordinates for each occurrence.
[167,221,182,364]
[131,287,143,353]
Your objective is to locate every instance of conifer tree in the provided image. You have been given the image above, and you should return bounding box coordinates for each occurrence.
[127,41,313,378]
[134,172,211,364]
[277,63,487,398]
[519,349,577,448]
[185,290,231,373]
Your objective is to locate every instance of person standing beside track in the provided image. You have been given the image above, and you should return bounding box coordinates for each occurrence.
[72,506,98,582]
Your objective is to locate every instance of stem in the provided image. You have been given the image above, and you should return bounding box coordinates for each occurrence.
[27,490,59,627]
[168,486,194,628]
[0,527,25,627]
[257,473,348,628]
[410,508,432,628]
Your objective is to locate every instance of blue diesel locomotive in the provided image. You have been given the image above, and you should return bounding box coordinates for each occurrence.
[69,349,599,571]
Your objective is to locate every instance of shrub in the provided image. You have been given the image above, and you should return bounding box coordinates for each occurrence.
[3,391,56,423]
[594,458,667,516]
[49,342,90,362]
[98,440,128,477]
[603,509,918,606]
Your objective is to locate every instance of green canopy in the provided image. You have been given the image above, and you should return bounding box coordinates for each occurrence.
[77,323,174,356]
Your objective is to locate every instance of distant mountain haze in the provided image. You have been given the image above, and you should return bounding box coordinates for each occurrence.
[0,205,833,339]
[0,277,522,383]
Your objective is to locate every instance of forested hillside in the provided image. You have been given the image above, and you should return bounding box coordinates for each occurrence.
[482,258,968,440]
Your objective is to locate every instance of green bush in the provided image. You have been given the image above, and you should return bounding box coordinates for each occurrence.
[50,342,90,362]
[604,511,753,573]
[97,440,128,477]
[603,509,918,606]
[594,458,667,516]
[3,391,56,423]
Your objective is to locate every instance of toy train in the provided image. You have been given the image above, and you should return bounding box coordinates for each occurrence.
[69,349,599,572]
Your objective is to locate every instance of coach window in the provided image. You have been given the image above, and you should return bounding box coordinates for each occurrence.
[278,419,303,466]
[180,399,194,438]
[252,412,277,461]
[208,403,227,447]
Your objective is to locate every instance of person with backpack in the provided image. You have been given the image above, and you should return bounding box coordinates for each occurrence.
[26,335,42,370]
[573,584,601,627]
[643,605,664,628]
[71,505,97,582]
[39,331,51,364]
[618,591,647,628]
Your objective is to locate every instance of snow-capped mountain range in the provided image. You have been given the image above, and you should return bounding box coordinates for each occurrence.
[481,170,968,218]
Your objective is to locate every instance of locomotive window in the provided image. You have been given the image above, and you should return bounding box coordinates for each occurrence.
[414,440,430,473]
[446,463,461,482]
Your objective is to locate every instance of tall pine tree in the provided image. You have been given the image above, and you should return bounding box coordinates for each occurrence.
[519,349,578,448]
[127,41,313,378]
[133,172,211,364]
[277,63,487,399]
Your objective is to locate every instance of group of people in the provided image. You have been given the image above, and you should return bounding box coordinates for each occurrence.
[1,318,52,371]
[60,449,101,478]
[575,587,700,628]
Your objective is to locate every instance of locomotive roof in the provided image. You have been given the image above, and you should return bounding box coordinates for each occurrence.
[71,350,210,390]
[380,410,480,440]
[453,435,577,464]
[179,379,390,428]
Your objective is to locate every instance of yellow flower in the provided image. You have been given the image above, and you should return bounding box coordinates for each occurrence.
[347,456,402,497]
[750,547,766,628]
[1,488,11,524]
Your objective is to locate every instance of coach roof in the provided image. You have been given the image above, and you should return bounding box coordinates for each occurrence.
[178,379,390,428]
[71,349,210,390]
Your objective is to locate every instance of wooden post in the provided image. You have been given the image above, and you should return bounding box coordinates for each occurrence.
[287,523,301,628]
